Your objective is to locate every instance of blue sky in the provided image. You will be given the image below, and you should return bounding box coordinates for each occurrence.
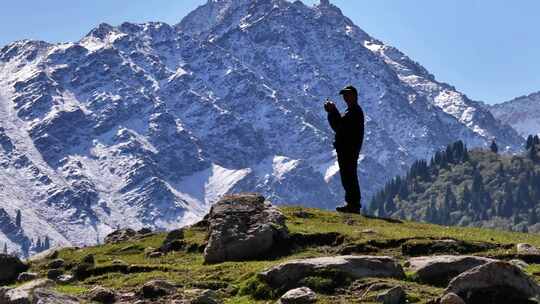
[1,0,539,104]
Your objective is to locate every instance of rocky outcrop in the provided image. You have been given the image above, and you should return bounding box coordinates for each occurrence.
[259,255,405,289]
[516,243,540,255]
[0,254,28,285]
[444,261,540,303]
[376,286,407,304]
[0,279,80,304]
[17,272,38,283]
[104,229,137,244]
[203,194,289,264]
[407,255,496,285]
[87,286,116,304]
[277,287,317,304]
[158,229,185,253]
[184,289,221,304]
[139,280,176,299]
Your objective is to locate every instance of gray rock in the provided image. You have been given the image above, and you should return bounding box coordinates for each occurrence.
[203,194,289,264]
[87,286,116,304]
[277,287,317,304]
[446,261,540,301]
[17,272,38,283]
[0,254,29,285]
[47,258,65,269]
[1,279,55,304]
[185,288,221,304]
[57,274,75,284]
[81,254,95,265]
[375,286,406,304]
[32,288,81,303]
[439,293,465,304]
[140,280,176,298]
[509,259,529,270]
[47,269,63,280]
[407,255,495,285]
[516,243,540,255]
[104,228,137,244]
[159,229,186,253]
[259,255,405,289]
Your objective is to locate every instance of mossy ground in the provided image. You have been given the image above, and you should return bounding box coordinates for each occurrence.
[29,207,540,303]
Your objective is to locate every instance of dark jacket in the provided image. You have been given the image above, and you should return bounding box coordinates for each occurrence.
[328,104,365,153]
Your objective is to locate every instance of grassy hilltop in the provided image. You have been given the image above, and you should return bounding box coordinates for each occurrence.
[24,207,540,303]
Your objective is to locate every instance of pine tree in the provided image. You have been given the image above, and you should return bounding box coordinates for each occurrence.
[529,209,538,225]
[2,243,6,254]
[502,182,514,217]
[529,145,539,163]
[44,236,50,250]
[462,185,472,210]
[15,210,21,228]
[527,135,534,150]
[444,185,457,211]
[490,139,498,154]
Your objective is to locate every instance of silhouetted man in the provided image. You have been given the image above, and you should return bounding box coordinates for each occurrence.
[324,85,365,214]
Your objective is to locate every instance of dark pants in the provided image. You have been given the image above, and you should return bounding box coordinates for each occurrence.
[337,149,361,207]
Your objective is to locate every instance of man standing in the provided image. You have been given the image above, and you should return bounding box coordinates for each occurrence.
[324,85,365,214]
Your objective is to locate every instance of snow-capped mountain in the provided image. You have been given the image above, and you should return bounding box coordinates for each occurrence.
[0,0,522,256]
[489,91,540,138]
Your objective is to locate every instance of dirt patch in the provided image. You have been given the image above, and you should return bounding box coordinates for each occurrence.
[402,239,498,256]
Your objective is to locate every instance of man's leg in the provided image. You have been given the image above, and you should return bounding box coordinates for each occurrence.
[337,151,361,213]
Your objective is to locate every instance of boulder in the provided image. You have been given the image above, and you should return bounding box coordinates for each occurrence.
[203,194,289,264]
[439,293,465,304]
[57,274,75,284]
[140,280,176,298]
[376,286,406,304]
[47,269,64,280]
[17,272,38,283]
[509,259,529,270]
[259,255,405,289]
[104,228,137,244]
[445,261,540,303]
[159,229,186,253]
[87,286,116,304]
[407,255,496,285]
[185,289,221,304]
[0,254,29,285]
[138,227,153,235]
[516,243,540,255]
[277,287,317,304]
[1,279,55,304]
[81,254,95,265]
[32,288,80,303]
[47,258,65,269]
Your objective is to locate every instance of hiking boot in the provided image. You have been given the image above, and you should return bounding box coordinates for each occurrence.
[336,204,361,214]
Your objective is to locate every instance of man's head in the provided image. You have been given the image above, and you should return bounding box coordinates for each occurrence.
[339,85,358,106]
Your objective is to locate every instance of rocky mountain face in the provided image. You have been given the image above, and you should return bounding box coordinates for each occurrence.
[0,0,522,255]
[490,91,540,138]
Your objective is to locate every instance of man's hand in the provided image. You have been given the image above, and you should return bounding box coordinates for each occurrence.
[324,101,338,113]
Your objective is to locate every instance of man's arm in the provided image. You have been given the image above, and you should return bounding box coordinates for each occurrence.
[324,101,341,133]
[328,109,342,133]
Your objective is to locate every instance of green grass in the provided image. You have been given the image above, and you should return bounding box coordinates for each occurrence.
[27,207,540,303]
